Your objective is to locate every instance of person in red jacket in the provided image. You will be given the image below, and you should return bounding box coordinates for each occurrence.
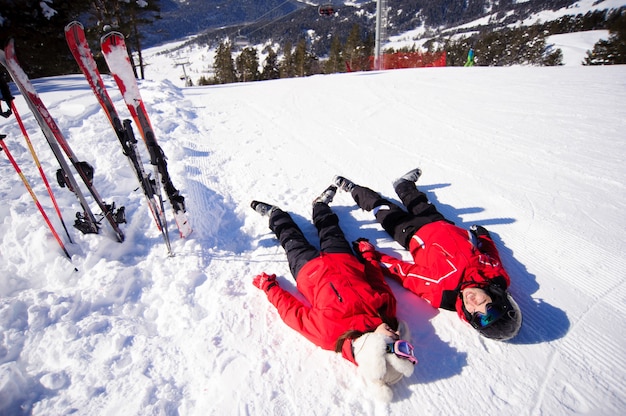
[333,168,522,341]
[250,185,415,402]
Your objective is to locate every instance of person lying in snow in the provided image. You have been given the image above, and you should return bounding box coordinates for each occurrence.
[250,185,416,402]
[333,168,522,341]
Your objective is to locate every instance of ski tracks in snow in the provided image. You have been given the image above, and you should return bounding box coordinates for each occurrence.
[4,63,625,414]
[530,280,626,414]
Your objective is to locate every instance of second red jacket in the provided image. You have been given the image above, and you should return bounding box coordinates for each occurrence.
[266,252,397,365]
[376,220,510,321]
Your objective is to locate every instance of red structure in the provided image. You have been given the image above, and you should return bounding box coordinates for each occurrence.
[375,51,447,69]
[346,51,447,72]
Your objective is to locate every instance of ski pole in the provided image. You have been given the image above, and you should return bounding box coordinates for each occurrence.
[2,76,73,242]
[7,97,74,243]
[0,134,71,259]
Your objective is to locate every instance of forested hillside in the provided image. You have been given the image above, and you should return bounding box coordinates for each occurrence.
[0,0,624,79]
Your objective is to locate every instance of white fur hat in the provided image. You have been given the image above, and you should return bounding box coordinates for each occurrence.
[352,332,415,402]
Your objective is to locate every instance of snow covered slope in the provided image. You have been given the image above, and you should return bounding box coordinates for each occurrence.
[0,46,625,414]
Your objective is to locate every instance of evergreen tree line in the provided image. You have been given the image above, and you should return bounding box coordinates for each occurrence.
[583,9,626,65]
[204,7,625,85]
[0,0,160,79]
[2,1,623,82]
[439,25,564,67]
[202,24,374,85]
[206,19,565,86]
[436,8,626,67]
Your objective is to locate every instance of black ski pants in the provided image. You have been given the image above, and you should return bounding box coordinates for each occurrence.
[269,202,353,279]
[350,181,449,250]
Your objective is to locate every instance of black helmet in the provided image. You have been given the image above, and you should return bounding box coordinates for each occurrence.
[465,284,522,341]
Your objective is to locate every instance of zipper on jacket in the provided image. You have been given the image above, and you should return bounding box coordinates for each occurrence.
[329,283,343,303]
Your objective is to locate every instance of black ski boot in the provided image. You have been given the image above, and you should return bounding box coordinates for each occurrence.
[251,200,276,217]
[392,168,422,189]
[333,175,356,192]
[312,185,337,206]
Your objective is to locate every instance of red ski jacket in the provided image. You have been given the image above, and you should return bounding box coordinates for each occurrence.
[375,221,510,321]
[265,252,397,365]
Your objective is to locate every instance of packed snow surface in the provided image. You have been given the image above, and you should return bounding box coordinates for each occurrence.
[1,35,625,415]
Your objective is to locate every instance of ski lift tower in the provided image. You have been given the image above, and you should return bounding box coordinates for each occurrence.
[374,0,389,70]
[175,60,192,86]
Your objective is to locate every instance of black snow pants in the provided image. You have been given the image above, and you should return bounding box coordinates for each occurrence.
[269,202,353,279]
[350,181,449,249]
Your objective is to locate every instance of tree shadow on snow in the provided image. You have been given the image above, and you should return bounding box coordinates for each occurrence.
[332,182,570,347]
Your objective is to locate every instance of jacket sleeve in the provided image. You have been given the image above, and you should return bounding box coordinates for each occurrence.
[475,234,503,263]
[376,252,446,305]
[474,236,511,288]
[359,257,398,316]
[361,256,392,292]
[377,252,431,283]
[265,286,330,349]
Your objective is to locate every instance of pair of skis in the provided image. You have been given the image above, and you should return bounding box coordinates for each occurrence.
[64,21,191,254]
[0,40,126,244]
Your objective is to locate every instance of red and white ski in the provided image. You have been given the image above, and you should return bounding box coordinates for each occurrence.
[101,31,192,238]
[65,21,172,254]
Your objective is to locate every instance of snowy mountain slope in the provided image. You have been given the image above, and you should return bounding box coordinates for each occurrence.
[1,42,625,415]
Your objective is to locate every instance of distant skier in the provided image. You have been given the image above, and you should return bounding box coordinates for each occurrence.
[250,186,415,402]
[464,48,475,67]
[333,169,522,341]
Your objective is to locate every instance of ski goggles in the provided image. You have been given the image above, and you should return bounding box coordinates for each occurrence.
[386,340,417,365]
[469,303,505,329]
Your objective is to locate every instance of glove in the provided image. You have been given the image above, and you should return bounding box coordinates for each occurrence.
[469,225,491,238]
[253,272,278,292]
[352,238,380,262]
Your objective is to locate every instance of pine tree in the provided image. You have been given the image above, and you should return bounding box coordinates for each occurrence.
[213,41,236,84]
[324,37,344,74]
[261,48,281,80]
[344,24,363,71]
[124,1,161,79]
[0,0,93,77]
[85,0,161,79]
[361,32,375,70]
[293,39,316,77]
[584,11,626,65]
[280,42,295,78]
[197,75,213,86]
[235,47,260,82]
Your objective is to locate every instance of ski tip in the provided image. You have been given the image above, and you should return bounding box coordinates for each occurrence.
[65,21,83,31]
[101,31,125,47]
[5,38,15,54]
